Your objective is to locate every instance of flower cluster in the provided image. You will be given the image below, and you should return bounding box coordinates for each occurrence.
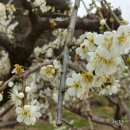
[66,25,130,98]
[34,29,69,58]
[27,0,51,13]
[10,65,43,125]
[0,50,11,79]
[10,81,42,125]
[0,3,18,39]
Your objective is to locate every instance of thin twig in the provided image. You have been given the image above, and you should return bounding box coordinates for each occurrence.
[56,0,80,125]
[103,0,122,25]
[119,97,130,129]
[106,96,118,106]
[81,0,90,15]
[0,104,13,118]
[92,0,111,31]
[62,119,79,130]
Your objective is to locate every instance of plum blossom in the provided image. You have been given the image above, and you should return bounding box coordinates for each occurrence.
[99,78,120,95]
[40,65,55,80]
[80,72,94,88]
[33,0,51,13]
[16,104,41,125]
[66,73,86,98]
[87,50,121,76]
[10,87,22,106]
[114,25,130,54]
[76,42,89,59]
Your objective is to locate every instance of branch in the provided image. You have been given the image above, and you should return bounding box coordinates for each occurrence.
[0,33,14,53]
[0,16,99,65]
[40,16,99,31]
[68,62,86,73]
[119,97,130,128]
[56,0,80,125]
[0,55,62,92]
[86,101,118,129]
[92,0,111,31]
[87,111,118,129]
[0,121,17,128]
[106,96,118,106]
[64,104,118,129]
[0,104,13,118]
[20,0,39,26]
[8,0,42,65]
[103,0,122,25]
[62,119,80,130]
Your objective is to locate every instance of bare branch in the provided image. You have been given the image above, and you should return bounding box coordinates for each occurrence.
[119,97,130,128]
[103,0,122,25]
[0,33,14,54]
[0,104,13,118]
[0,121,17,128]
[62,119,80,130]
[56,0,80,125]
[106,96,118,106]
[64,104,118,129]
[40,17,100,31]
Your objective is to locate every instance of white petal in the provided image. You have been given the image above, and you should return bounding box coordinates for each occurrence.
[66,78,73,86]
[86,63,94,72]
[30,117,36,125]
[17,115,24,122]
[16,107,22,113]
[67,88,76,96]
[77,89,82,98]
[24,117,31,125]
[76,48,80,55]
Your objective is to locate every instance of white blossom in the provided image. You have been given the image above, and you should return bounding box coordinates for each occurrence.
[33,0,51,13]
[100,19,106,25]
[0,2,18,39]
[40,65,55,80]
[99,79,120,95]
[76,42,89,59]
[114,25,130,54]
[16,104,41,125]
[87,49,121,76]
[10,87,22,106]
[66,73,86,98]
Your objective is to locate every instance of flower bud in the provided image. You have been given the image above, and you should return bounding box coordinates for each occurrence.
[25,87,31,93]
[110,17,114,23]
[99,25,104,30]
[100,19,106,25]
[8,81,14,87]
[18,92,24,98]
